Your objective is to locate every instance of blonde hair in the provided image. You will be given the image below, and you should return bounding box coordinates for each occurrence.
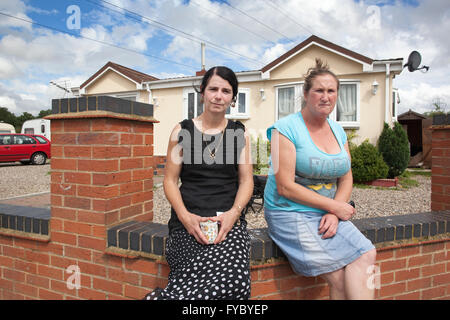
[303,58,339,94]
[301,58,339,109]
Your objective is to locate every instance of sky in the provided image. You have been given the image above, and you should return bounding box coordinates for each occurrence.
[0,0,449,116]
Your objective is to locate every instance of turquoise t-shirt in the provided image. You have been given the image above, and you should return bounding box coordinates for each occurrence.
[264,112,351,213]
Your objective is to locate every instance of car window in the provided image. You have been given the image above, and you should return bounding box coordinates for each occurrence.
[0,135,12,145]
[33,136,47,144]
[14,135,36,145]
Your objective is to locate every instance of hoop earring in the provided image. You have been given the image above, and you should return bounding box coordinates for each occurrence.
[230,97,237,108]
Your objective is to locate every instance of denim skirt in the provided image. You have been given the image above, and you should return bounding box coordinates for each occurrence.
[264,208,375,277]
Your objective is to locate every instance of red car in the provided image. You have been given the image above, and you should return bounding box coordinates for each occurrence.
[0,133,51,165]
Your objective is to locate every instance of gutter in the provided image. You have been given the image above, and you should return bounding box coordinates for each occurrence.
[385,63,391,124]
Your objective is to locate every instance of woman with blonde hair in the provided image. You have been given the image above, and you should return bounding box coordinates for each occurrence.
[264,59,377,300]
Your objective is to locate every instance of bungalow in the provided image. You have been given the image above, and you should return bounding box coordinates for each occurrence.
[71,35,403,166]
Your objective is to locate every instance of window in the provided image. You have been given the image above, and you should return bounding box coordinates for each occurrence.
[33,136,47,144]
[112,93,138,101]
[276,84,302,120]
[392,89,398,121]
[14,135,36,145]
[184,90,203,120]
[275,81,360,127]
[41,124,46,134]
[183,88,250,120]
[226,89,250,119]
[0,135,12,145]
[329,82,360,128]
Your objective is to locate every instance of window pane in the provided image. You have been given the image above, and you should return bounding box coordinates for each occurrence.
[337,84,357,121]
[188,92,195,120]
[34,136,47,143]
[278,87,295,119]
[196,93,203,117]
[392,92,396,117]
[0,135,12,145]
[238,92,245,114]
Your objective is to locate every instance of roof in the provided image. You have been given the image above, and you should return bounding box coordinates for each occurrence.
[398,109,428,120]
[80,61,159,89]
[261,35,374,73]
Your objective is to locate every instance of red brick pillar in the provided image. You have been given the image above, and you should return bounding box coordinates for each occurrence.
[430,115,450,211]
[47,96,157,248]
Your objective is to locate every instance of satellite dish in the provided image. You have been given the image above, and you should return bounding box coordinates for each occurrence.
[404,51,430,72]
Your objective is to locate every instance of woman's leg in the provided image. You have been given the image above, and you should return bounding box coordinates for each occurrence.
[344,249,377,300]
[321,268,346,300]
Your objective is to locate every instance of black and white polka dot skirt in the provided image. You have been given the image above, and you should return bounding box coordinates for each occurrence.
[144,223,251,300]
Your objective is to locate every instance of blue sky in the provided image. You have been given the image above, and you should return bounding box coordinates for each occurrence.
[1,0,449,116]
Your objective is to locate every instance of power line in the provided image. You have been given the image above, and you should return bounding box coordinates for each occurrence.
[0,11,198,70]
[262,0,316,37]
[222,1,296,43]
[85,0,263,67]
[189,0,277,45]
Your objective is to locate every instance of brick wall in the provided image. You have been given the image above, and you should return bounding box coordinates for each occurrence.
[0,103,449,300]
[431,120,450,211]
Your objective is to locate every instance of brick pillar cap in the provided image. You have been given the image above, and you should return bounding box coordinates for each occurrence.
[46,96,159,123]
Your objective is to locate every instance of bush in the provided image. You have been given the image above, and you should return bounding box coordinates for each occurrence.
[351,140,389,182]
[377,122,410,178]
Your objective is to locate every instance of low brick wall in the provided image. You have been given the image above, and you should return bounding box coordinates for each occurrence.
[0,102,449,300]
[1,204,449,300]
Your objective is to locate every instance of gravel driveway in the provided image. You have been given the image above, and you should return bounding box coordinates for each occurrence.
[0,163,51,199]
[153,174,431,229]
[0,163,431,230]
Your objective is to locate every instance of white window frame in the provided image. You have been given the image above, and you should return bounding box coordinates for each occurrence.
[183,88,202,119]
[183,87,250,120]
[275,83,303,121]
[329,80,360,129]
[226,88,250,120]
[392,88,399,122]
[111,92,140,101]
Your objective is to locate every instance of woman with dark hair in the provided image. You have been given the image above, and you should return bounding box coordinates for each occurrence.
[144,66,253,300]
[263,59,377,299]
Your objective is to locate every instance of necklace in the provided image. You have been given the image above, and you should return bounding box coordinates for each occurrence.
[201,119,226,160]
[202,129,225,159]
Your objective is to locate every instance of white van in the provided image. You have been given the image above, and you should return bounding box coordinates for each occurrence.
[0,122,16,133]
[21,118,51,140]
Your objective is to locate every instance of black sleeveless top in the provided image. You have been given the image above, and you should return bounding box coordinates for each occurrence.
[168,119,246,233]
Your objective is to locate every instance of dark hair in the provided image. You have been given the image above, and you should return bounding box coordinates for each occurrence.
[303,58,340,95]
[198,66,239,100]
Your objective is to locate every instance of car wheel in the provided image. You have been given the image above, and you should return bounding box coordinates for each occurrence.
[31,152,47,165]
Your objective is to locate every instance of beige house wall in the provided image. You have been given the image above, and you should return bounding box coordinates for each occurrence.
[151,87,185,155]
[77,43,401,157]
[85,70,137,95]
[269,45,364,80]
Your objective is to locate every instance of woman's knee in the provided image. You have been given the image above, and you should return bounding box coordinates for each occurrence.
[351,249,377,268]
[321,268,345,288]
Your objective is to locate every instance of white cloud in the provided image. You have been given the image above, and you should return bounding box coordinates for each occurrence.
[0,0,449,118]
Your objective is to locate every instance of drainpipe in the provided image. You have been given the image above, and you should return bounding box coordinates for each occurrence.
[385,63,391,124]
[146,83,153,105]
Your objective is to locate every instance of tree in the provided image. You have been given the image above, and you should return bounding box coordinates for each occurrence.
[377,122,410,178]
[424,98,448,117]
[0,106,52,132]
